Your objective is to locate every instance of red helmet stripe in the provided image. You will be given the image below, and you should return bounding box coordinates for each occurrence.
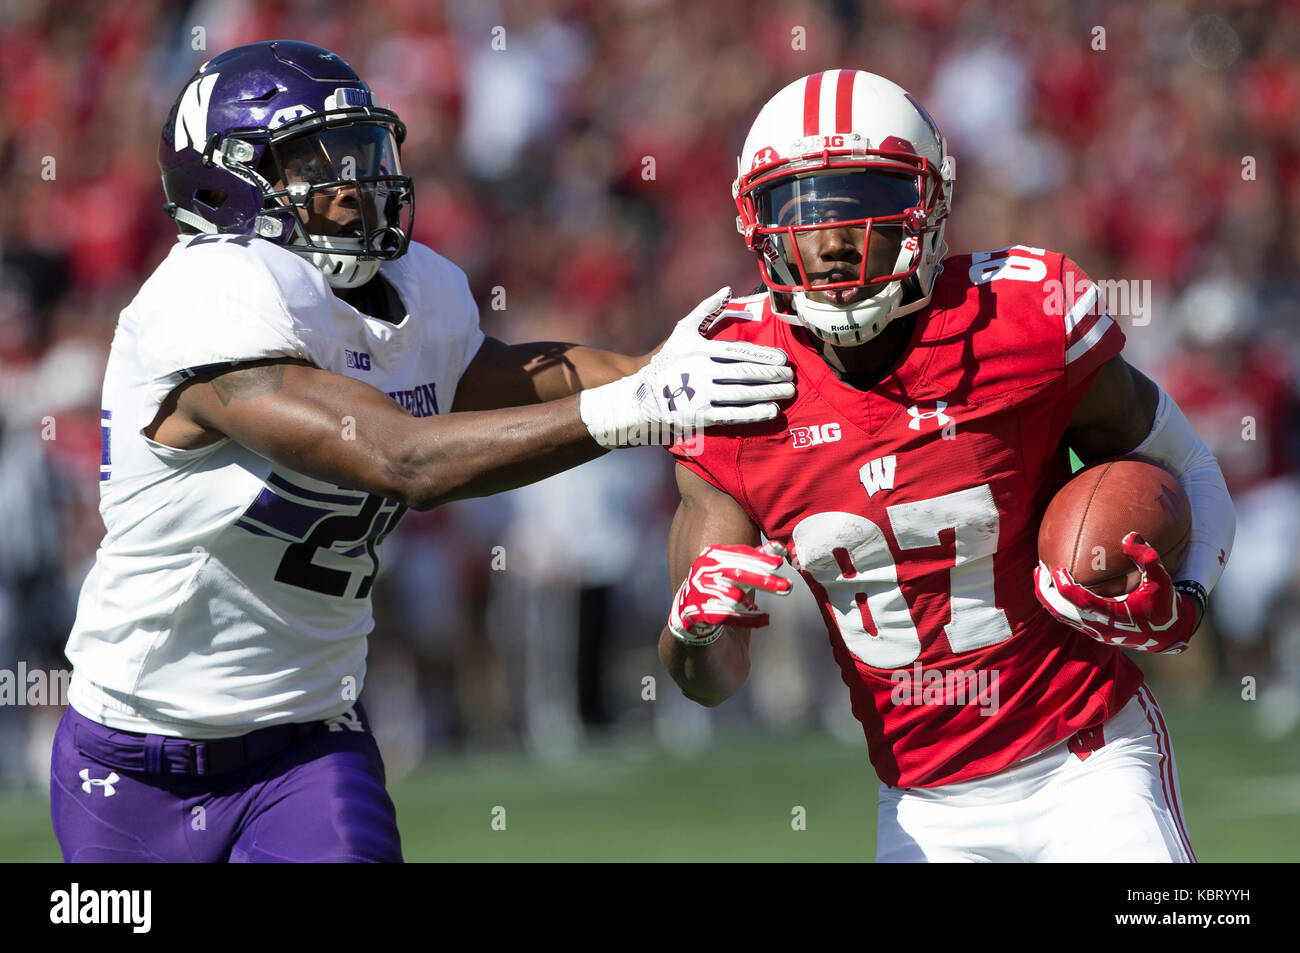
[802,71,824,137]
[835,69,855,133]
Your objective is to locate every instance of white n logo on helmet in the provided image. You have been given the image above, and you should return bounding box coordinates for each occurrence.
[174,73,220,153]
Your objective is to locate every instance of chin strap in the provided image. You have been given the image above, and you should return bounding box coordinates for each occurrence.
[296,240,381,289]
[764,236,919,346]
[164,204,218,234]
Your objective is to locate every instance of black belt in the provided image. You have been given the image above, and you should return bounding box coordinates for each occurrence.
[71,706,362,777]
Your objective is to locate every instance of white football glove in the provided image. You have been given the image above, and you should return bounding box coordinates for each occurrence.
[578,287,794,448]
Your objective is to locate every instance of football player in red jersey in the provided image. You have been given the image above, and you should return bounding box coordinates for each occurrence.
[660,70,1237,862]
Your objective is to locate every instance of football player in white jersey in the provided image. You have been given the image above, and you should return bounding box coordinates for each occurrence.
[49,40,794,862]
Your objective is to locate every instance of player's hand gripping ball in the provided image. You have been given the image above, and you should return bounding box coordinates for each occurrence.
[669,543,792,646]
[1035,457,1203,653]
[1035,533,1205,654]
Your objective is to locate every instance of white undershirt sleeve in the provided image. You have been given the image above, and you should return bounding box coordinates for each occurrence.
[1130,387,1236,594]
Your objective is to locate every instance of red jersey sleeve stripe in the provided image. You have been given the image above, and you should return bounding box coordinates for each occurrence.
[1066,313,1117,365]
[1063,282,1100,336]
[803,71,824,137]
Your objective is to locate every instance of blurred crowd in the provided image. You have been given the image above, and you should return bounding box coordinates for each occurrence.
[1,0,1298,785]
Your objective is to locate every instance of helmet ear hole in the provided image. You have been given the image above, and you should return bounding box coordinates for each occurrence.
[195,189,228,211]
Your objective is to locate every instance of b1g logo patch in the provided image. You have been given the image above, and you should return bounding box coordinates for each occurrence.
[345,349,372,371]
[790,422,841,449]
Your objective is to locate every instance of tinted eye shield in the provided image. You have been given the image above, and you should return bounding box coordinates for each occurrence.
[762,172,920,227]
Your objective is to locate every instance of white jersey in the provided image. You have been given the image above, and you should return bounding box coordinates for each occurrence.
[66,236,484,738]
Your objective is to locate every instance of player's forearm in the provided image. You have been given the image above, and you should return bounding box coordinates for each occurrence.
[523,344,649,402]
[453,341,649,410]
[658,627,750,707]
[393,395,607,509]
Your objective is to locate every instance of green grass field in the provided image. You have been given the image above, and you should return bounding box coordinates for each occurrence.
[4,690,1297,861]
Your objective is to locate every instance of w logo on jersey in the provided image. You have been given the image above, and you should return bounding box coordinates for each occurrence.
[173,73,220,152]
[859,455,897,498]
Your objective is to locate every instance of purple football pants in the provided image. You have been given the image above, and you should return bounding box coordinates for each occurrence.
[50,704,402,862]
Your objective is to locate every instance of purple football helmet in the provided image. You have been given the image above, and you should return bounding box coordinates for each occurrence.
[159,40,413,288]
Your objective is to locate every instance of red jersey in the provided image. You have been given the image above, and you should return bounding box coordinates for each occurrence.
[668,246,1143,788]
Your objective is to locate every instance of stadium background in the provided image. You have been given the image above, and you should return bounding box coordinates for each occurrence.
[0,0,1297,860]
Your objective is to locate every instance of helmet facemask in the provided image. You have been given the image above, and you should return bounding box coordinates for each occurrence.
[739,156,950,346]
[183,109,414,289]
[255,117,413,288]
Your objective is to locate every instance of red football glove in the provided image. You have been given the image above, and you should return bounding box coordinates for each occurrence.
[668,544,793,646]
[1034,532,1207,655]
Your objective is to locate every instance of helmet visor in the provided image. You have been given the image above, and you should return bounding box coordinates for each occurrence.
[756,170,919,228]
[273,124,403,187]
[263,122,412,258]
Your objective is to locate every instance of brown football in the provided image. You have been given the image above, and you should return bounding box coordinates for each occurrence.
[1038,458,1192,596]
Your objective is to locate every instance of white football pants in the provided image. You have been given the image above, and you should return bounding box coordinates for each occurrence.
[876,685,1195,862]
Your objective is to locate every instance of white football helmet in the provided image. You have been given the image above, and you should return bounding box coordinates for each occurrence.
[734,70,955,346]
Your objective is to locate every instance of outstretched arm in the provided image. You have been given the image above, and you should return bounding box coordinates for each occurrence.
[157,359,607,510]
[148,297,794,511]
[452,337,649,411]
[452,286,745,411]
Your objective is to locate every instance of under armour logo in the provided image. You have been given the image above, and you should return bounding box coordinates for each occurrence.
[80,768,120,797]
[907,401,951,430]
[750,146,779,170]
[326,708,364,733]
[269,104,313,129]
[663,374,695,411]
